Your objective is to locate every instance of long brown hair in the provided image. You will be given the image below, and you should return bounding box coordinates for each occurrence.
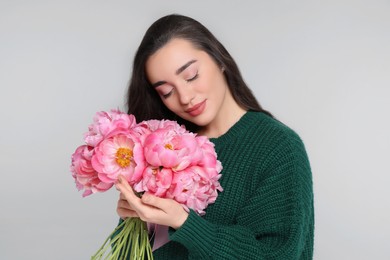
[126,14,271,131]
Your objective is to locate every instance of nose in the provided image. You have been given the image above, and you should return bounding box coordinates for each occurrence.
[176,84,194,105]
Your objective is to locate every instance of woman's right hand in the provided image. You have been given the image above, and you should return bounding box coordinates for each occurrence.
[115,175,188,229]
[116,193,140,220]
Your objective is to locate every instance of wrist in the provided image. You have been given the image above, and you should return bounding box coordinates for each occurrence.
[171,210,189,230]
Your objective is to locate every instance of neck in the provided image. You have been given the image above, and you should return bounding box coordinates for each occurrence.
[199,105,247,139]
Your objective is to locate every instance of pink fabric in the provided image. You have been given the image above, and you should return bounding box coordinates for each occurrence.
[148,223,170,251]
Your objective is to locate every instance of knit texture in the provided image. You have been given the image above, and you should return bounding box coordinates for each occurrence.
[152,111,313,259]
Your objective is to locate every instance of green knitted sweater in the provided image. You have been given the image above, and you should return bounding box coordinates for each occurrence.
[152,111,314,259]
[121,111,313,259]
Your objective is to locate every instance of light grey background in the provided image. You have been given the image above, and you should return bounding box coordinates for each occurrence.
[1,0,389,259]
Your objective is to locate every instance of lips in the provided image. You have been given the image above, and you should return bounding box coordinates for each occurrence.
[185,100,206,117]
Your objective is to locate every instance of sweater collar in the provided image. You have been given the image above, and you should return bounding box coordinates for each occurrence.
[209,111,258,144]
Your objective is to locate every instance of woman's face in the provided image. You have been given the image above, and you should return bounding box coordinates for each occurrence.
[146,38,234,130]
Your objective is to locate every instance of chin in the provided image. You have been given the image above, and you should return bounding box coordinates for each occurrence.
[192,117,213,128]
[179,111,213,126]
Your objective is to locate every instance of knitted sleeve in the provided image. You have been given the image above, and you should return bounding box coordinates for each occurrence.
[169,130,314,259]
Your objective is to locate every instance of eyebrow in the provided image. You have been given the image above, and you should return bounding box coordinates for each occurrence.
[176,59,197,75]
[151,59,197,88]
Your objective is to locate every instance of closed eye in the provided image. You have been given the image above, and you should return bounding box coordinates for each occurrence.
[162,92,172,98]
[186,73,199,83]
[162,89,174,99]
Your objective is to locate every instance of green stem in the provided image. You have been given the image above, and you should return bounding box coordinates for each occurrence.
[91,218,153,260]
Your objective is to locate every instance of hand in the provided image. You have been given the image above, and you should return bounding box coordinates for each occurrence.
[116,192,139,220]
[115,175,189,229]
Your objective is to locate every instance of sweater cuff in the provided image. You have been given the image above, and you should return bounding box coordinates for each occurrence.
[169,210,216,256]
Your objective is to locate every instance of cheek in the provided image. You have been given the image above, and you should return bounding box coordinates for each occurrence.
[201,74,223,94]
[193,77,209,93]
[160,97,179,112]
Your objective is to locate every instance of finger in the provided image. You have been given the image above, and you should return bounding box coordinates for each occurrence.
[140,194,189,229]
[115,176,148,216]
[117,199,132,210]
[115,176,138,201]
[116,175,133,192]
[141,193,171,213]
[117,207,139,219]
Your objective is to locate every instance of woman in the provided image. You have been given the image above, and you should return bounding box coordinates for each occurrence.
[115,14,314,259]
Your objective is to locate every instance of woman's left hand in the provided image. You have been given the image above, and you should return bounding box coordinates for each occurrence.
[115,175,189,229]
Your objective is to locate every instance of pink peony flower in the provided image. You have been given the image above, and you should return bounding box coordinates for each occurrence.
[140,119,187,133]
[167,165,222,215]
[70,145,113,197]
[91,134,145,185]
[196,135,223,178]
[143,129,203,171]
[71,109,223,259]
[135,119,188,144]
[84,109,137,147]
[133,166,173,197]
[72,111,223,212]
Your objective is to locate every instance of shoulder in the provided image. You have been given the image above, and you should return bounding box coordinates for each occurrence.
[245,112,312,193]
[213,111,309,167]
[244,111,304,147]
[244,111,310,169]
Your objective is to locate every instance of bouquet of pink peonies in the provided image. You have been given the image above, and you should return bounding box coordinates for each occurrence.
[70,109,223,260]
